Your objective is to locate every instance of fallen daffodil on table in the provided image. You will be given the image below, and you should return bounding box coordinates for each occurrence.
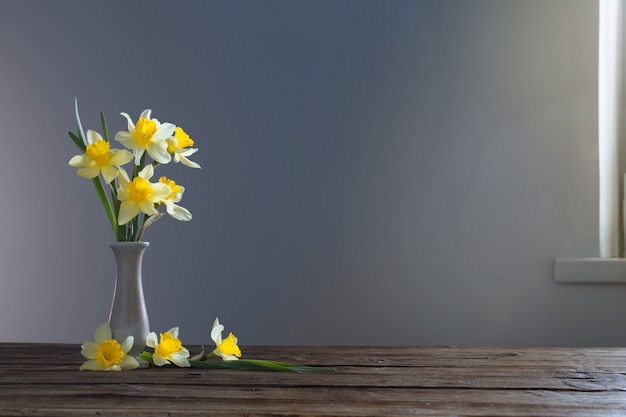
[144,327,191,367]
[133,319,335,372]
[68,100,199,242]
[210,317,242,360]
[80,323,139,371]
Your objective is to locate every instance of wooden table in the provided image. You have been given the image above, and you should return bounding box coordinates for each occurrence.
[2,343,626,416]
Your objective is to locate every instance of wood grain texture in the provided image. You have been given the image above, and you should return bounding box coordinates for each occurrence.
[1,344,626,416]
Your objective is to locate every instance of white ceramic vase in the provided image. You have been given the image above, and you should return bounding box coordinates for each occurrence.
[108,241,150,357]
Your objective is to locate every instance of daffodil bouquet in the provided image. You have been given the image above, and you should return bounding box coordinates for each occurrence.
[68,100,200,241]
[71,101,334,374]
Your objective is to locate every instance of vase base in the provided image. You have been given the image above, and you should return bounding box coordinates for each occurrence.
[136,356,151,369]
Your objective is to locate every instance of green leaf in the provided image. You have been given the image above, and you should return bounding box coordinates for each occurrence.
[190,359,335,372]
[100,112,110,142]
[90,176,118,239]
[74,98,86,145]
[68,131,86,152]
[139,350,334,372]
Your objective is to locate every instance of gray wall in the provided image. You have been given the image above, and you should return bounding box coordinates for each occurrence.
[0,0,620,346]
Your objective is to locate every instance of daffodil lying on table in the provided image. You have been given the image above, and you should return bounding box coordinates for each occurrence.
[80,319,334,372]
[79,322,140,371]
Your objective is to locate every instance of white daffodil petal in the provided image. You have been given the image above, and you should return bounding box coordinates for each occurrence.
[179,148,198,157]
[153,123,176,141]
[146,332,158,349]
[166,191,183,204]
[120,336,135,354]
[151,183,173,201]
[138,164,154,179]
[119,112,135,131]
[118,201,140,225]
[189,347,206,362]
[211,324,224,345]
[109,149,134,166]
[100,166,119,184]
[146,143,171,164]
[152,354,170,367]
[86,129,103,145]
[80,359,105,371]
[180,154,201,169]
[80,342,101,359]
[168,327,180,339]
[120,355,140,370]
[115,125,146,164]
[139,109,152,120]
[114,131,134,147]
[69,154,92,167]
[169,352,191,368]
[77,166,100,179]
[117,167,131,185]
[137,201,159,216]
[116,188,129,201]
[94,323,112,344]
[166,202,192,221]
[131,147,146,165]
[115,138,134,153]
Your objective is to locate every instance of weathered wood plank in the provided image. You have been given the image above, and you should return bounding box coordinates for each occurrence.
[2,344,626,416]
[1,387,625,417]
[1,366,625,391]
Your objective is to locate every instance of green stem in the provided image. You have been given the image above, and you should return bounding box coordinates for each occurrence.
[139,351,153,363]
[109,181,124,242]
[131,214,138,242]
[135,214,149,242]
[90,176,118,239]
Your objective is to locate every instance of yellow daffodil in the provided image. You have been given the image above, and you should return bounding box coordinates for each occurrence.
[80,323,139,371]
[158,176,192,221]
[115,109,175,165]
[146,327,191,367]
[166,126,201,168]
[69,130,133,183]
[116,165,172,225]
[211,318,241,361]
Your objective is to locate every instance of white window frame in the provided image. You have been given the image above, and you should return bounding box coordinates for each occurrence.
[555,0,626,283]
